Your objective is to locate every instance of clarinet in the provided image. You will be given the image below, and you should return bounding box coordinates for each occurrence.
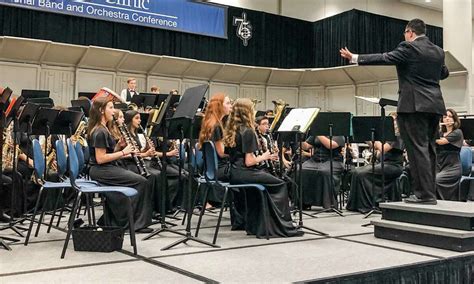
[266,133,281,176]
[138,124,162,169]
[258,132,277,175]
[113,117,150,177]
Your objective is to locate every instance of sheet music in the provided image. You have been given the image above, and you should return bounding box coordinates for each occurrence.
[278,108,320,133]
[355,96,380,104]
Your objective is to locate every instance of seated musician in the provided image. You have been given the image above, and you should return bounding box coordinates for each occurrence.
[87,97,153,233]
[346,113,404,213]
[300,133,345,209]
[436,108,463,201]
[120,78,139,103]
[224,98,302,237]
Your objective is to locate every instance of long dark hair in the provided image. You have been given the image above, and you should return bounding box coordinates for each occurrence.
[441,108,461,133]
[87,97,112,136]
[124,110,140,135]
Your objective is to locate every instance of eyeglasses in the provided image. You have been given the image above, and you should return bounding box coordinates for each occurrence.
[404,30,412,34]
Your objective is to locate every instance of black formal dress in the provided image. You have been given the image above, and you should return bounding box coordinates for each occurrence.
[346,139,404,213]
[436,129,463,201]
[301,136,345,209]
[228,126,301,238]
[357,36,449,201]
[88,126,152,230]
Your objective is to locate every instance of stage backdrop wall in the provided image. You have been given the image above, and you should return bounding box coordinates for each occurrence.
[0,5,442,69]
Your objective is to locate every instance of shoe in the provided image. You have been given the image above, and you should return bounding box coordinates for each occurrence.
[403,195,437,205]
[73,218,84,228]
[0,212,11,223]
[135,227,153,234]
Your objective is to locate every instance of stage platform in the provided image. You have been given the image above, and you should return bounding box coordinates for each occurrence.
[1,206,473,283]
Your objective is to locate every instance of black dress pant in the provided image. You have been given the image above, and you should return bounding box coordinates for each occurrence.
[397,112,440,200]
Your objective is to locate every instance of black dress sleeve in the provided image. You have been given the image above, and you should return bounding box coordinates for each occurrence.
[305,136,315,145]
[446,129,464,148]
[90,127,112,149]
[241,128,258,154]
[211,124,224,142]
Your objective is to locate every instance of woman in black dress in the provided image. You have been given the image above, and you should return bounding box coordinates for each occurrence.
[436,108,464,200]
[87,97,153,232]
[224,98,302,238]
[301,134,345,209]
[198,93,232,207]
[124,110,164,213]
[346,114,404,213]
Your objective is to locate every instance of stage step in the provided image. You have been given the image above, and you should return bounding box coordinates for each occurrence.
[372,219,474,252]
[379,201,474,231]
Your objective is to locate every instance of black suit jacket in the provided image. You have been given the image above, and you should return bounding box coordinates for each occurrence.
[358,36,449,115]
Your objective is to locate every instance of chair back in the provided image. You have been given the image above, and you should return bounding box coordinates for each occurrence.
[74,142,85,174]
[66,139,79,186]
[32,139,45,180]
[55,140,67,176]
[460,146,472,177]
[202,141,219,182]
[192,142,204,172]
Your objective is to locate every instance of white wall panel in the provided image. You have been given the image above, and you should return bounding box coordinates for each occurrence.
[379,81,399,114]
[441,75,468,111]
[181,79,209,98]
[265,87,298,110]
[147,76,181,94]
[209,83,239,100]
[239,85,266,110]
[76,69,115,95]
[355,84,378,116]
[299,87,325,110]
[326,86,355,113]
[0,61,39,93]
[40,66,75,107]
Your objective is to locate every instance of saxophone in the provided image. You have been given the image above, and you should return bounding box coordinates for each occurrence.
[71,120,88,147]
[269,99,287,132]
[2,122,20,171]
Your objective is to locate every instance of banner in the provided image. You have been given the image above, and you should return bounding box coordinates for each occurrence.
[0,0,227,38]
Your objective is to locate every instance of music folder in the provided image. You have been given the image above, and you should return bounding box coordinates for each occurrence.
[277,108,320,133]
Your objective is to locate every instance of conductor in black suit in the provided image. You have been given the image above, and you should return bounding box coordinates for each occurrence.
[340,19,449,204]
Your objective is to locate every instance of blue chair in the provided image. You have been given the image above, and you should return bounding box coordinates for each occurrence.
[61,139,138,258]
[459,146,474,201]
[25,139,75,246]
[195,141,269,244]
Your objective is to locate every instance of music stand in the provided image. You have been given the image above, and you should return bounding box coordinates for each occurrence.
[277,108,327,236]
[142,93,186,241]
[162,84,218,250]
[21,90,49,100]
[31,108,60,177]
[27,98,54,108]
[139,113,149,131]
[51,110,84,136]
[309,112,351,217]
[71,99,91,118]
[352,116,395,219]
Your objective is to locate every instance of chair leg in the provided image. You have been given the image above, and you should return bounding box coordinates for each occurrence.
[212,187,229,245]
[127,198,137,255]
[25,188,44,246]
[195,183,210,237]
[91,195,97,226]
[259,191,270,240]
[47,188,64,233]
[85,193,92,226]
[61,192,81,259]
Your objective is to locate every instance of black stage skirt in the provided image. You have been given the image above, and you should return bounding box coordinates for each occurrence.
[89,164,153,230]
[436,151,462,201]
[301,159,343,209]
[346,162,402,213]
[229,166,301,238]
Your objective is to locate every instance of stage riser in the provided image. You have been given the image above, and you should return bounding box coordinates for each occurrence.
[382,208,474,231]
[374,226,474,252]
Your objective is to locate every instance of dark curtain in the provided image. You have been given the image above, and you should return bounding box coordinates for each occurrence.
[0,6,442,69]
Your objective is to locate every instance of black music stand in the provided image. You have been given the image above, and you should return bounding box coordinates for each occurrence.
[0,88,20,250]
[71,99,91,118]
[277,108,327,236]
[161,84,218,250]
[142,93,186,241]
[21,90,49,100]
[0,95,29,239]
[309,112,351,217]
[31,108,60,178]
[352,116,395,219]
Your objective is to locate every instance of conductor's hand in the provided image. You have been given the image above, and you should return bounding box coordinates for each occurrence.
[339,47,353,61]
